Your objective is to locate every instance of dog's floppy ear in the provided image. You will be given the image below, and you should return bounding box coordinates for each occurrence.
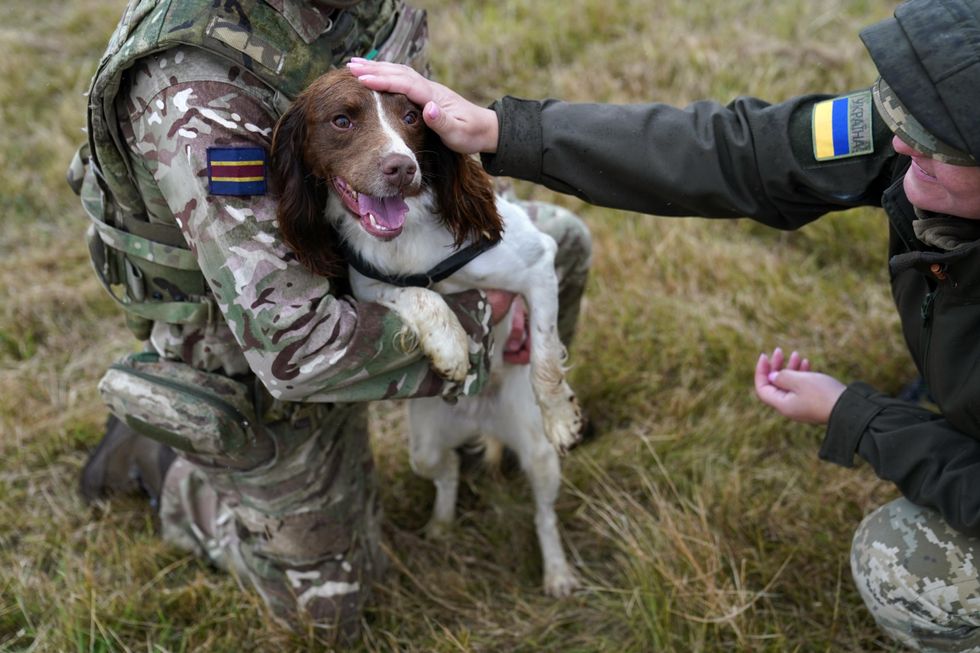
[269,99,344,277]
[424,131,503,248]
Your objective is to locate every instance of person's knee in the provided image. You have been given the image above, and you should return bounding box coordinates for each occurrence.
[545,205,593,273]
[851,498,980,651]
[516,201,592,345]
[515,200,592,265]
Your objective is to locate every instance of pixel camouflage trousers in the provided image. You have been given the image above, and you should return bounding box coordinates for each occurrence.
[157,200,592,636]
[852,498,980,652]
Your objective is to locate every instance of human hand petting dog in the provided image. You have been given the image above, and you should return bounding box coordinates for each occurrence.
[348,58,499,155]
[754,348,845,424]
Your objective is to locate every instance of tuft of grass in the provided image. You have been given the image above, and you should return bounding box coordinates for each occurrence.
[1,0,912,651]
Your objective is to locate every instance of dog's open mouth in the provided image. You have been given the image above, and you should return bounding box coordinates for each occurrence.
[332,177,408,241]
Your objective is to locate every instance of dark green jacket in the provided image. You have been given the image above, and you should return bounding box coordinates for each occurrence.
[484,92,980,535]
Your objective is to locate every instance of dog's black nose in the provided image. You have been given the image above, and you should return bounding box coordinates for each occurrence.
[381,153,417,189]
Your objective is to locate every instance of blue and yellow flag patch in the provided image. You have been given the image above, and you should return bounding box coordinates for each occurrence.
[811,90,874,161]
[207,146,267,196]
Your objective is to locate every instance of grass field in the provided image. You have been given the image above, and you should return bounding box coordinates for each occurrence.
[0,0,914,651]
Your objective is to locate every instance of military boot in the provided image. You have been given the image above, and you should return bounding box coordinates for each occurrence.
[79,414,177,509]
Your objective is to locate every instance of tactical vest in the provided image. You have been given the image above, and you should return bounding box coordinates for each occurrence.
[68,0,427,338]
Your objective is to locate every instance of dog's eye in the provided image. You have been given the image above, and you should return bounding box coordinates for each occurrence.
[332,115,353,130]
[403,110,420,126]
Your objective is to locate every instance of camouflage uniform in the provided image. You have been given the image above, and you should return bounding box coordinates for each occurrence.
[852,499,980,652]
[72,0,591,638]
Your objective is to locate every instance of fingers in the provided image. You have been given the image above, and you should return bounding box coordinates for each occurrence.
[754,352,790,410]
[484,289,517,324]
[786,350,811,372]
[770,368,805,391]
[347,58,419,82]
[421,101,447,132]
[754,352,773,396]
[755,348,841,424]
[767,347,810,373]
[755,358,809,420]
[770,346,785,371]
[502,296,530,365]
[348,59,434,106]
[787,350,801,370]
[754,348,811,405]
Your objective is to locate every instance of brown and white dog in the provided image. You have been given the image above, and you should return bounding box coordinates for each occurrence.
[269,69,581,596]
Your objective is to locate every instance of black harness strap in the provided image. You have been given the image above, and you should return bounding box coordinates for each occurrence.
[339,237,500,288]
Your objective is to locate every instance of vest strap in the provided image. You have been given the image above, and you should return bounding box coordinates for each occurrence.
[83,199,201,272]
[86,225,214,325]
[121,212,188,249]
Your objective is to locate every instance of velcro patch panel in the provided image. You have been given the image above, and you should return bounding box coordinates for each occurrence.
[207,146,267,196]
[812,91,874,161]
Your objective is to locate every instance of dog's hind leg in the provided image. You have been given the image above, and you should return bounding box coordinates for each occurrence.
[408,398,463,538]
[528,442,579,597]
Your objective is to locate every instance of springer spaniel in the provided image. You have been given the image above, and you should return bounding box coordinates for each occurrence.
[269,69,581,596]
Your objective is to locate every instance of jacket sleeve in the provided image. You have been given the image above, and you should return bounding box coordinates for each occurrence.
[122,69,492,403]
[483,92,897,229]
[821,382,980,536]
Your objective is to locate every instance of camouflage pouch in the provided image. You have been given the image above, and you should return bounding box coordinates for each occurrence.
[98,352,273,466]
[373,5,429,75]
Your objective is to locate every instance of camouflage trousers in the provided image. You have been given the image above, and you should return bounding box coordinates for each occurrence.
[852,498,980,652]
[156,199,591,637]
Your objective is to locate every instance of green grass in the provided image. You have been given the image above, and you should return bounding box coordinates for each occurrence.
[1,0,911,651]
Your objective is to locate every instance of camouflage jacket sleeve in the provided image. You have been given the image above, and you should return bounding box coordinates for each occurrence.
[120,48,492,402]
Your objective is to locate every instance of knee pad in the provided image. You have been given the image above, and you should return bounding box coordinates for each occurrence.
[851,498,980,651]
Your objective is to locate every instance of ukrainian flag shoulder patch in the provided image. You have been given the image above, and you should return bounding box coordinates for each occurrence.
[207,146,267,196]
[811,90,874,161]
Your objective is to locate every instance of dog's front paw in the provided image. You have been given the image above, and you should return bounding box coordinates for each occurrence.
[542,387,584,456]
[384,287,471,383]
[543,565,580,598]
[420,321,470,384]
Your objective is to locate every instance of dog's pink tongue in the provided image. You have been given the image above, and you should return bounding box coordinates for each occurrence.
[358,194,408,230]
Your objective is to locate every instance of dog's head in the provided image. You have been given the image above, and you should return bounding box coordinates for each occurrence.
[270,69,502,277]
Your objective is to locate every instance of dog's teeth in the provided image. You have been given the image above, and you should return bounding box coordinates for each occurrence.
[367,213,394,232]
